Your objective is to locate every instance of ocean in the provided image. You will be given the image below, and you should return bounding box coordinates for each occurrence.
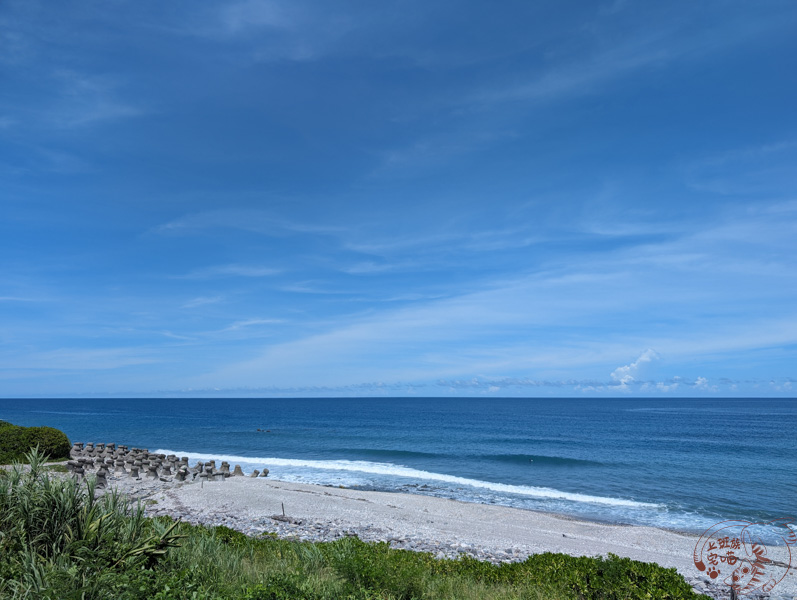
[2,397,795,543]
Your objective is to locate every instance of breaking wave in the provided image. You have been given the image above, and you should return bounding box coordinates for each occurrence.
[155,449,660,509]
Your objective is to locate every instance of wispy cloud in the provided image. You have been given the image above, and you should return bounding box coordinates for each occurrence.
[221,318,283,332]
[181,296,225,309]
[169,0,358,63]
[156,209,343,237]
[186,198,797,390]
[179,264,281,280]
[340,261,396,275]
[217,0,291,34]
[370,40,664,175]
[684,139,797,196]
[48,71,143,129]
[160,331,195,341]
[474,6,788,109]
[372,6,795,177]
[344,231,461,255]
[373,128,520,176]
[2,1,795,397]
[475,47,660,108]
[277,281,350,295]
[0,347,157,371]
[342,226,545,269]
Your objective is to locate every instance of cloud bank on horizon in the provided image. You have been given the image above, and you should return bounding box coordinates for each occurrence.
[1,0,796,397]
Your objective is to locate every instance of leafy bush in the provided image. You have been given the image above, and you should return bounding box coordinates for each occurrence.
[429,551,702,599]
[0,420,71,464]
[213,525,251,547]
[324,538,430,599]
[243,573,314,600]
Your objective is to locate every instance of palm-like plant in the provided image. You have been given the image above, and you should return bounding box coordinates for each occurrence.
[0,448,184,597]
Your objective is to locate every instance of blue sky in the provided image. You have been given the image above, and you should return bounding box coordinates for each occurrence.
[2,0,796,398]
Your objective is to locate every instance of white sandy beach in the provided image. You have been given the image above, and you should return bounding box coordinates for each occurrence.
[112,474,795,599]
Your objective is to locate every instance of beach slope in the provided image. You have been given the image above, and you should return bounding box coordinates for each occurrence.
[133,477,795,598]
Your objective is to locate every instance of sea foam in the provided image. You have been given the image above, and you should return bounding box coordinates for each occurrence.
[155,449,661,509]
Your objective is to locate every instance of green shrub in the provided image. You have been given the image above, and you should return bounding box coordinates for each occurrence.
[430,551,703,599]
[324,538,429,599]
[0,421,71,464]
[213,525,251,547]
[243,573,313,600]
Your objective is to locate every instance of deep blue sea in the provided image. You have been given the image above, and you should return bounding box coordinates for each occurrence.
[2,397,795,543]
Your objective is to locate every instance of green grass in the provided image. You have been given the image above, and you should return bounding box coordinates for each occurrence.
[0,449,709,600]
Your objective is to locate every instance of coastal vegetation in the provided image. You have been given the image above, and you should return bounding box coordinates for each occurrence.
[0,420,71,464]
[0,450,707,600]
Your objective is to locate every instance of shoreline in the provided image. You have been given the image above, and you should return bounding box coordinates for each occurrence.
[95,470,795,600]
[39,438,796,599]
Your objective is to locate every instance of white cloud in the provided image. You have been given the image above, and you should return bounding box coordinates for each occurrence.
[610,349,661,386]
[656,381,679,392]
[693,376,719,392]
[769,380,793,392]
